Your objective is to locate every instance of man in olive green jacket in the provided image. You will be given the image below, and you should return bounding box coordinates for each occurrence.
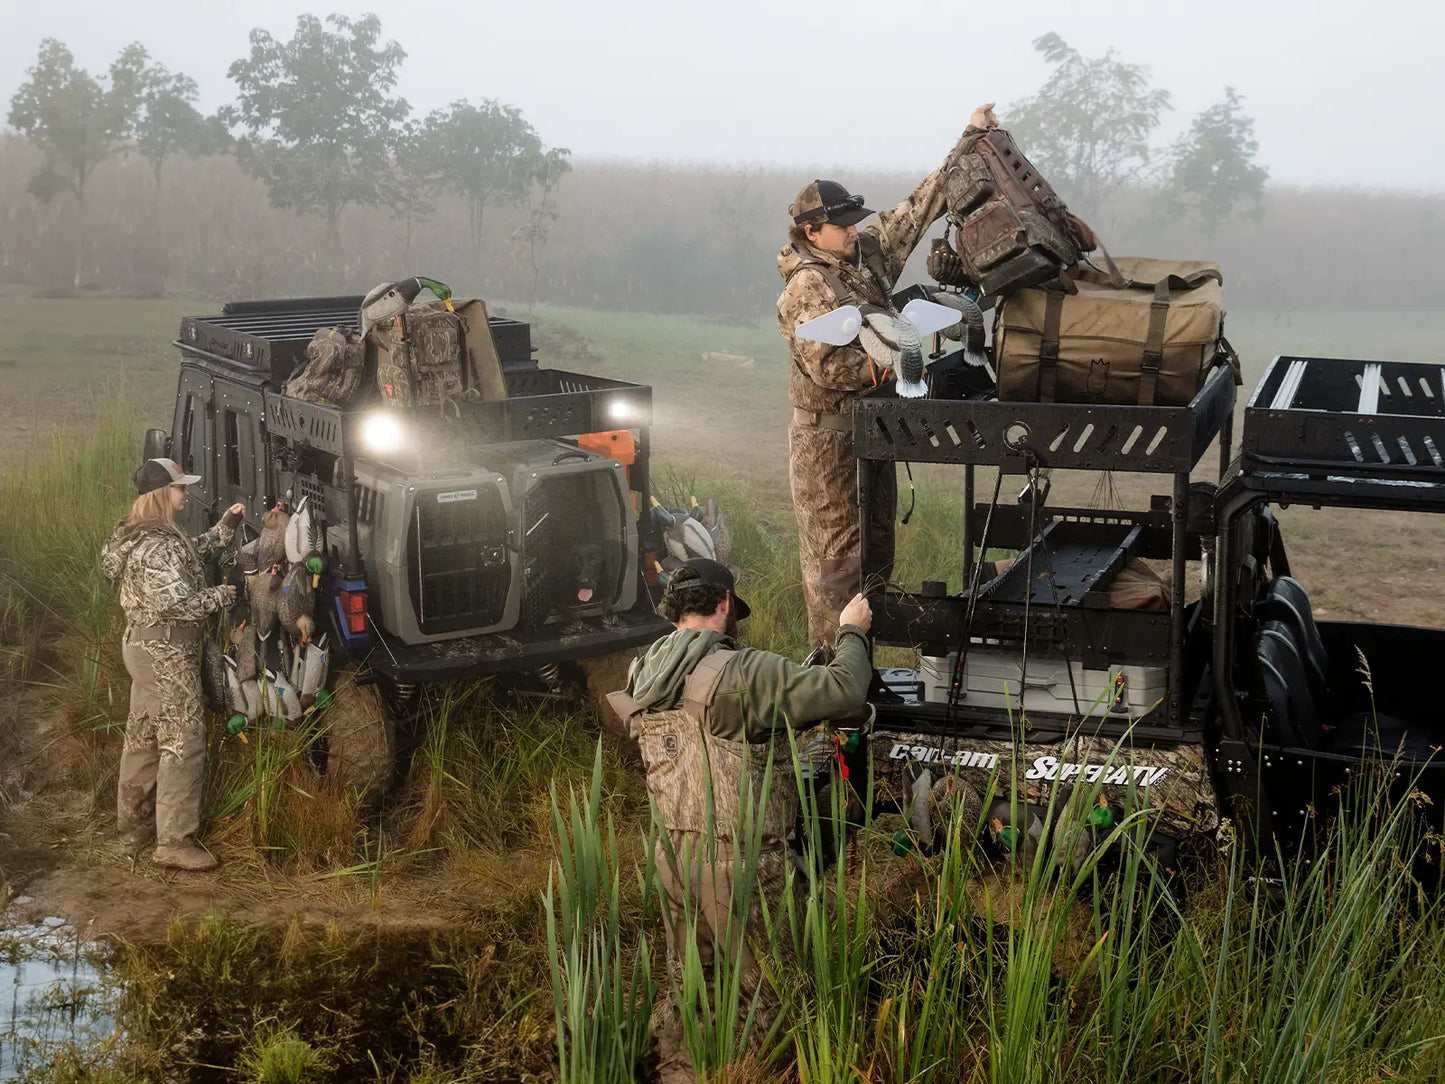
[609,557,871,1077]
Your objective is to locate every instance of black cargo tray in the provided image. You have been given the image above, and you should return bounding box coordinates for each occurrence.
[984,519,1144,608]
[873,517,1171,668]
[854,356,1236,474]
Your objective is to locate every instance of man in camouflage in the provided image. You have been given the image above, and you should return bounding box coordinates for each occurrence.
[777,102,999,646]
[608,558,872,1079]
[101,459,243,871]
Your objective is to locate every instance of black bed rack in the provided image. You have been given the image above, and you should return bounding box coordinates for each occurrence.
[857,353,1239,729]
[176,295,535,384]
[854,355,1237,474]
[262,371,653,461]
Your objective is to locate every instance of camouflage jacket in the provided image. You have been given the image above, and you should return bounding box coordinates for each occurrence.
[776,126,982,415]
[100,518,234,631]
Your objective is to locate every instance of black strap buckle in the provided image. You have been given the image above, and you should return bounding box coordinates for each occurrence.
[1141,350,1163,373]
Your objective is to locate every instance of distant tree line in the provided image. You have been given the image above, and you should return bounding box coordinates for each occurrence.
[5,13,568,294]
[4,22,1437,315]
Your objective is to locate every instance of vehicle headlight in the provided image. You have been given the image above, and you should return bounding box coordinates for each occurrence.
[360,412,404,453]
[605,397,647,425]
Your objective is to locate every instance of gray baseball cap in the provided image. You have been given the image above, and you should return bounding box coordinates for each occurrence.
[134,458,202,495]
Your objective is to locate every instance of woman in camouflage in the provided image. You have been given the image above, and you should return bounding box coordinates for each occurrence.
[100,459,243,871]
[776,102,999,647]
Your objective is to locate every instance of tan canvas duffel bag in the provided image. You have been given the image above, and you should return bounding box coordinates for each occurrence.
[995,257,1236,406]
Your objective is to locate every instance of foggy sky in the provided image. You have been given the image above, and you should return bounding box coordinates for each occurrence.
[4,0,1441,189]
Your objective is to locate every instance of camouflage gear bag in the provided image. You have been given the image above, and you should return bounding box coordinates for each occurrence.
[941,127,1101,296]
[284,328,368,406]
[371,301,471,409]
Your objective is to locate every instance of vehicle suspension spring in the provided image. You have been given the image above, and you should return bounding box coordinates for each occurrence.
[536,663,566,695]
[391,682,417,703]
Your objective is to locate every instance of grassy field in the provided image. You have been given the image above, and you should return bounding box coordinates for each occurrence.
[3,296,1445,1080]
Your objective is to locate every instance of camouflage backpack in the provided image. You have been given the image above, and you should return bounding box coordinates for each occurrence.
[370,301,470,409]
[932,127,1105,297]
[283,328,368,406]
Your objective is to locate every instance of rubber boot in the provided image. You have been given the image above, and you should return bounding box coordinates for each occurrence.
[152,840,218,871]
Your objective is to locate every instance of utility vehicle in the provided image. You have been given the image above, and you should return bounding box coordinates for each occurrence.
[145,293,670,781]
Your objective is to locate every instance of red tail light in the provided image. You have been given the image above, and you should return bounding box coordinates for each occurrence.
[338,588,368,635]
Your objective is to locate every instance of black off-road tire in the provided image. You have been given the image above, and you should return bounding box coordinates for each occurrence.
[321,671,398,804]
[577,649,643,753]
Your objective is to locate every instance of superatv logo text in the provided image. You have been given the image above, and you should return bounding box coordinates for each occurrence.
[1025,756,1169,787]
[888,744,1170,787]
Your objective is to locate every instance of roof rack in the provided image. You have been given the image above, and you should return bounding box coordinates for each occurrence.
[1242,355,1445,483]
[856,349,1238,732]
[176,295,534,384]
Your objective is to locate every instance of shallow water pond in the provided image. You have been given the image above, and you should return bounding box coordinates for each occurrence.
[0,906,553,1082]
[1,904,113,1080]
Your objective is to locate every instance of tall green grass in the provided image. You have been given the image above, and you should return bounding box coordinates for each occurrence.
[543,746,655,1083]
[0,409,134,691]
[543,733,1445,1083]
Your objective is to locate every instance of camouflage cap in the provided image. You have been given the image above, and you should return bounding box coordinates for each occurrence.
[134,457,201,495]
[790,179,873,228]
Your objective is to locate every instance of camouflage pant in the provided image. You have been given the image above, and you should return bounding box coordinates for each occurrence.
[652,832,796,1080]
[118,638,207,848]
[790,422,896,647]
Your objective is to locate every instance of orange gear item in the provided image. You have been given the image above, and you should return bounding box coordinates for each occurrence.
[578,430,636,467]
[580,430,639,511]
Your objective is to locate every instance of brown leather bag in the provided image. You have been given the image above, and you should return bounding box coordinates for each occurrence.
[994,257,1236,407]
[940,128,1101,295]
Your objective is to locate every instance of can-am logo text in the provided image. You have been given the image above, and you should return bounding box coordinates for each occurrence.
[888,743,999,770]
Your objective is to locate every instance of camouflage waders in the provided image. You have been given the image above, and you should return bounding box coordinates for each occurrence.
[790,421,896,647]
[614,650,801,1079]
[101,515,235,853]
[778,130,985,648]
[650,837,797,1082]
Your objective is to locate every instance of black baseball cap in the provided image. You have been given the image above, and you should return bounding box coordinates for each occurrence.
[134,458,201,495]
[666,557,751,619]
[790,179,874,228]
